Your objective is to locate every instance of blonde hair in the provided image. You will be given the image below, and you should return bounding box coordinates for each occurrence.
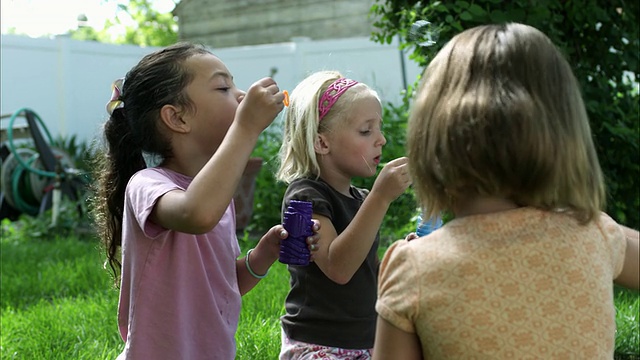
[277,70,380,183]
[408,23,605,223]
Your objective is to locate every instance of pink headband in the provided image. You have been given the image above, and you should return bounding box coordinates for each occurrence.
[318,78,359,120]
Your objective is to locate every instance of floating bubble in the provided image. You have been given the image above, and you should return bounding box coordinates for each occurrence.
[409,20,438,47]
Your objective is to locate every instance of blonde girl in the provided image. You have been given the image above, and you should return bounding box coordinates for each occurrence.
[277,70,412,359]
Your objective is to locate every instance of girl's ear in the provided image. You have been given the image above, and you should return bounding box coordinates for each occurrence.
[314,134,330,155]
[159,105,189,134]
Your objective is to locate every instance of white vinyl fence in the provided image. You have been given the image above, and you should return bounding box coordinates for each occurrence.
[1,34,422,145]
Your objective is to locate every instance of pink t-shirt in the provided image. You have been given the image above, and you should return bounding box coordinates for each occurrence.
[376,208,626,359]
[117,167,241,360]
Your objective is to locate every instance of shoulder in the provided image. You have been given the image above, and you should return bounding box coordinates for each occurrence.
[378,240,421,308]
[289,177,326,189]
[594,212,625,238]
[126,168,189,206]
[594,212,627,269]
[285,178,331,200]
[130,167,190,188]
[284,178,347,220]
[380,240,415,272]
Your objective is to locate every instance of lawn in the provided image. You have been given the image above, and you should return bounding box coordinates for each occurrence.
[0,225,291,360]
[1,224,638,359]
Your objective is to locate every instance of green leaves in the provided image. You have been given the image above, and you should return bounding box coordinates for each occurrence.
[68,0,178,46]
[468,4,487,17]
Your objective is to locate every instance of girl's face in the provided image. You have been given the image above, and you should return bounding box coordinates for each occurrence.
[322,94,386,179]
[182,53,245,155]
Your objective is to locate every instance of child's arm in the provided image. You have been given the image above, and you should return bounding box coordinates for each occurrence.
[614,225,639,290]
[313,157,412,284]
[237,221,321,295]
[372,317,422,360]
[153,78,284,234]
[236,225,284,296]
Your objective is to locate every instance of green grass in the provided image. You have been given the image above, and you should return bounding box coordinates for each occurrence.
[0,227,290,360]
[236,260,289,358]
[1,229,638,359]
[0,233,123,359]
[615,285,640,355]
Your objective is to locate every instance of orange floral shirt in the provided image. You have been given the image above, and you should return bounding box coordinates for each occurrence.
[376,208,626,359]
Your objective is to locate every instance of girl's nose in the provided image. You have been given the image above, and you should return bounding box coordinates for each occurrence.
[378,131,387,146]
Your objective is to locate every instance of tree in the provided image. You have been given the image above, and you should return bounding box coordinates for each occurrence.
[68,0,178,47]
[68,24,107,43]
[370,0,640,228]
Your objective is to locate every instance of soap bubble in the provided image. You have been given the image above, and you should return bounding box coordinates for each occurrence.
[409,20,439,47]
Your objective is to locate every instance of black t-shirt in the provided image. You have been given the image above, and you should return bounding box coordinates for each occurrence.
[280,177,379,349]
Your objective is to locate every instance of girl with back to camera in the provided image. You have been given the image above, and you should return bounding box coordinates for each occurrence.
[373,23,639,359]
[276,70,413,359]
[93,42,319,360]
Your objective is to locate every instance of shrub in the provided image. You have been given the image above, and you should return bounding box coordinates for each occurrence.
[246,121,288,235]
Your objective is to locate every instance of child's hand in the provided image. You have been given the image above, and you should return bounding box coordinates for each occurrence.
[236,77,285,134]
[256,224,289,261]
[371,157,412,203]
[405,232,419,241]
[308,219,321,261]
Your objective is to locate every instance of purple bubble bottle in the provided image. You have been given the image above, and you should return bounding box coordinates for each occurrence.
[280,200,313,266]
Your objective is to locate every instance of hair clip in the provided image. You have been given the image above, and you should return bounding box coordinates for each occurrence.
[283,90,290,107]
[106,78,125,115]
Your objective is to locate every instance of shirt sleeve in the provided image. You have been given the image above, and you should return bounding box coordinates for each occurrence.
[283,179,333,220]
[376,240,420,333]
[126,169,183,238]
[596,212,627,279]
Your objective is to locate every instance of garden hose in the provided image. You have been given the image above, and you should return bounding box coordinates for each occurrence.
[6,108,58,178]
[1,108,77,216]
[1,148,38,215]
[11,151,41,215]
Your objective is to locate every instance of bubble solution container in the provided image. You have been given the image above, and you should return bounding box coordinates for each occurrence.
[280,200,313,266]
[416,212,443,237]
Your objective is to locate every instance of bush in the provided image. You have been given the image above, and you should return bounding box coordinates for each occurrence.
[246,121,288,235]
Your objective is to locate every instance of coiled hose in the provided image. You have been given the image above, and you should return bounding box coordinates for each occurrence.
[2,108,69,215]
